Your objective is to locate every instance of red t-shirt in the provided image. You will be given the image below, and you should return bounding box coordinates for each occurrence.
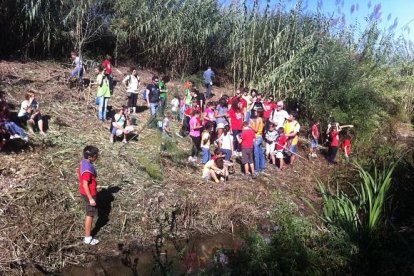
[78,170,97,197]
[342,139,351,155]
[228,108,243,131]
[103,59,112,74]
[263,101,276,120]
[312,124,319,139]
[240,128,255,149]
[276,135,287,150]
[330,131,340,147]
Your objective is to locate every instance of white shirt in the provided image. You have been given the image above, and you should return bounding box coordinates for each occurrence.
[18,100,38,117]
[123,74,140,93]
[219,133,233,150]
[271,109,289,129]
[171,98,179,112]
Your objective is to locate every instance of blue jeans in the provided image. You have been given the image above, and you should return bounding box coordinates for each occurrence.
[5,122,28,137]
[221,149,232,161]
[97,96,109,121]
[245,111,251,123]
[202,147,211,164]
[150,102,159,116]
[254,136,266,172]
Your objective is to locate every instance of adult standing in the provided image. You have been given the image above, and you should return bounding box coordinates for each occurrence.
[270,101,289,130]
[249,93,264,120]
[215,97,229,138]
[102,54,114,95]
[203,66,215,99]
[228,88,247,118]
[228,100,243,155]
[310,121,320,158]
[95,65,111,121]
[189,110,203,162]
[146,76,161,116]
[283,112,300,166]
[122,67,140,114]
[251,108,266,173]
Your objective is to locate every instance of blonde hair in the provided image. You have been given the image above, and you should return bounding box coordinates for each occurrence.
[25,91,35,100]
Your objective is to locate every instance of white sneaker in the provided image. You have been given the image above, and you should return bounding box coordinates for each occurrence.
[83,236,99,245]
[22,136,29,142]
[9,135,16,140]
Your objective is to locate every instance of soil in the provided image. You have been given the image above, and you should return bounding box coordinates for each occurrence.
[0,60,339,274]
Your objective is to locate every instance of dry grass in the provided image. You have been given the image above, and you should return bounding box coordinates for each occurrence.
[0,61,330,274]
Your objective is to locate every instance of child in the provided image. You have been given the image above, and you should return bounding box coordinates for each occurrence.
[275,127,287,170]
[341,133,352,162]
[78,145,100,245]
[218,125,234,161]
[202,158,228,183]
[265,123,278,165]
[309,121,320,158]
[188,110,203,162]
[201,122,213,164]
[327,123,342,164]
[161,112,173,151]
[170,94,180,121]
[110,107,129,143]
[18,91,46,135]
[237,121,257,178]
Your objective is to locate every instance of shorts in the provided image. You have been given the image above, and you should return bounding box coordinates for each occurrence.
[275,149,284,159]
[265,142,275,155]
[241,148,254,164]
[310,138,318,149]
[290,144,297,153]
[82,195,97,217]
[19,114,41,123]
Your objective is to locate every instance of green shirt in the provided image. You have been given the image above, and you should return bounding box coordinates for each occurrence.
[159,80,167,99]
[185,89,192,105]
[96,73,111,97]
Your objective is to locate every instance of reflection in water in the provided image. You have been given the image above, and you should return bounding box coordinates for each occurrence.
[62,232,242,276]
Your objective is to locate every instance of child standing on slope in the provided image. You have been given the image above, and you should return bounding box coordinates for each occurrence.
[265,123,278,165]
[237,121,257,178]
[78,145,100,245]
[275,127,287,170]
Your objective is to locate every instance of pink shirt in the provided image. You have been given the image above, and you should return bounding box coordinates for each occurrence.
[189,116,201,137]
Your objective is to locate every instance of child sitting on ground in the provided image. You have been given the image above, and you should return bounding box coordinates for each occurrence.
[265,123,278,164]
[275,127,287,170]
[202,157,228,183]
[110,107,134,143]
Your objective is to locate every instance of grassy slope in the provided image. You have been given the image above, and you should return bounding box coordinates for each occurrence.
[0,61,335,273]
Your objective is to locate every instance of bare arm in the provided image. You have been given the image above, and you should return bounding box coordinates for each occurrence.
[82,179,96,206]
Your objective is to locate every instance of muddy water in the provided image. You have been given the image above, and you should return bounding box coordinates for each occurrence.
[62,232,242,276]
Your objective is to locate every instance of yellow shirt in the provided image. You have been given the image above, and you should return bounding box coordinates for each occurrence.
[251,119,264,137]
[284,121,300,145]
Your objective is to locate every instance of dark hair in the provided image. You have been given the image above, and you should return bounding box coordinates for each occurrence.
[278,127,285,133]
[205,121,213,130]
[213,147,222,156]
[231,99,240,111]
[152,75,159,81]
[251,89,258,95]
[291,111,298,119]
[242,121,249,127]
[192,109,200,116]
[130,66,136,72]
[97,64,104,72]
[161,75,170,83]
[256,108,264,118]
[215,158,224,169]
[219,97,227,107]
[224,125,230,133]
[83,145,99,159]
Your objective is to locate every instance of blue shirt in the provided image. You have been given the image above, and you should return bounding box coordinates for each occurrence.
[203,68,215,84]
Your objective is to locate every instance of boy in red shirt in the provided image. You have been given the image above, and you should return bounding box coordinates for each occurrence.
[102,54,113,94]
[78,145,100,245]
[327,123,342,164]
[237,122,257,178]
[275,127,287,170]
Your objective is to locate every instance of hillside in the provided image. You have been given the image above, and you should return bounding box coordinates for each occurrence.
[1,61,350,274]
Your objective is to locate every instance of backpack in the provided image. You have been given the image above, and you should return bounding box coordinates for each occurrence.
[148,85,160,103]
